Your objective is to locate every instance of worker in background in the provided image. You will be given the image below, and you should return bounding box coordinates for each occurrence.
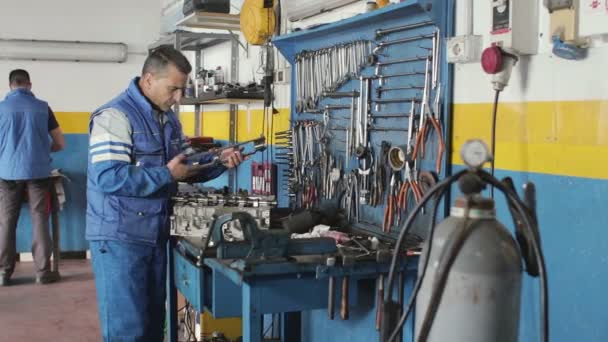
[86,46,244,342]
[0,69,65,286]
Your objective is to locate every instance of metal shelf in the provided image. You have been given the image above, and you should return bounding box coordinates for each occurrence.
[149,31,235,51]
[177,11,241,31]
[181,97,264,106]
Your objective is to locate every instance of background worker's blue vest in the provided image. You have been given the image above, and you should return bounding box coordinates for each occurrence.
[0,88,51,180]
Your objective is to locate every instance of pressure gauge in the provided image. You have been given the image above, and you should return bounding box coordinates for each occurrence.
[460,140,492,169]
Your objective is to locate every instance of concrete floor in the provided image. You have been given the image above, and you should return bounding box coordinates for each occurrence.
[0,260,100,341]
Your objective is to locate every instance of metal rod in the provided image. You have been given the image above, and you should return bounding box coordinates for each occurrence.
[433,29,441,89]
[373,97,420,104]
[375,56,429,76]
[377,85,424,98]
[377,55,428,67]
[376,71,425,80]
[329,126,408,132]
[322,91,360,98]
[375,20,435,39]
[372,114,410,119]
[373,34,435,54]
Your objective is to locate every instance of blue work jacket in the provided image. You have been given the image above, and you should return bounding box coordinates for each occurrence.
[86,78,224,245]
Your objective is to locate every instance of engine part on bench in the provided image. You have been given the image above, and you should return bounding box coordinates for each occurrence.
[170,191,277,238]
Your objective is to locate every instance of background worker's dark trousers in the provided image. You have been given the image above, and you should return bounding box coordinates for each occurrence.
[0,178,52,278]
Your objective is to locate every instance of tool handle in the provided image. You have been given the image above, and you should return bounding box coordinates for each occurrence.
[375,276,385,330]
[341,277,349,320]
[328,277,335,320]
[397,272,405,341]
[412,182,423,203]
[430,117,445,174]
[382,197,392,233]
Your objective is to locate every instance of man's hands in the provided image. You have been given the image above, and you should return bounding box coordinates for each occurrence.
[167,147,246,182]
[167,154,190,181]
[219,147,245,169]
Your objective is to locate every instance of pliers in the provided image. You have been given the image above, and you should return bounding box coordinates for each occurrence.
[383,173,397,233]
[397,159,423,218]
[413,56,445,175]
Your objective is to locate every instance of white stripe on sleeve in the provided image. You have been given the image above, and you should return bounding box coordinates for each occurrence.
[90,108,132,147]
[91,152,131,164]
[89,144,132,154]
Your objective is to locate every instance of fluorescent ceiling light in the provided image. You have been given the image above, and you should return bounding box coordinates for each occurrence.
[0,39,128,63]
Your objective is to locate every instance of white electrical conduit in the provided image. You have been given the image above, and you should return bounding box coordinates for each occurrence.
[464,0,474,35]
[0,39,128,63]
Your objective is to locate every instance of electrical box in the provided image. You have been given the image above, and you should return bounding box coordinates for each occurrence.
[447,35,483,63]
[490,0,539,55]
[550,5,578,42]
[274,67,291,84]
[578,0,608,37]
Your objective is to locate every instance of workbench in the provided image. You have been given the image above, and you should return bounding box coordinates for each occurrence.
[167,237,417,342]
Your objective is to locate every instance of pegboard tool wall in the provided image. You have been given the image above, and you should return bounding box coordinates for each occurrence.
[273,0,453,240]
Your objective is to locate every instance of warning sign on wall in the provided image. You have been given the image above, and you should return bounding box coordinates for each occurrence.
[580,0,608,36]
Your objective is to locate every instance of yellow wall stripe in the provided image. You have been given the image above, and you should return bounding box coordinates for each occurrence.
[236,108,291,143]
[452,100,608,179]
[54,109,293,142]
[179,111,196,137]
[181,108,291,143]
[55,112,90,134]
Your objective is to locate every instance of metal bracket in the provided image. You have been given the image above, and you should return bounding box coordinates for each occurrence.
[228,30,249,57]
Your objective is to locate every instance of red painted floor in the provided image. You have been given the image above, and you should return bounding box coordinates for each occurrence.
[0,260,100,342]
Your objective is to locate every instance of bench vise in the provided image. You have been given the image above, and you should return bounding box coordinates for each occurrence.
[198,212,337,265]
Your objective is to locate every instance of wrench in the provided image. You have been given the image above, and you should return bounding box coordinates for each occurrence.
[376,85,424,98]
[375,20,434,39]
[375,71,425,86]
[373,55,428,76]
[373,33,435,54]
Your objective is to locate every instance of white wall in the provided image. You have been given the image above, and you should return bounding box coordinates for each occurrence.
[453,0,608,103]
[0,0,161,112]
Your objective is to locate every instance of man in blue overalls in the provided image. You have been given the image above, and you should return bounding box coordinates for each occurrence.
[86,46,244,341]
[0,69,65,286]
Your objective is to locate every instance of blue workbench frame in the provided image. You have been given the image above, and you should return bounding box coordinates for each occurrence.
[168,240,416,342]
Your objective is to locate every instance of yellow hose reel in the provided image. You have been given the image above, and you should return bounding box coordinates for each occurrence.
[240,0,276,45]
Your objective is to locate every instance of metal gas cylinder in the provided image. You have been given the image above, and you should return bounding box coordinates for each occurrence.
[415,196,522,342]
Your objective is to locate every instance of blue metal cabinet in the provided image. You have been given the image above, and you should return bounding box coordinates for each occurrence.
[173,249,207,312]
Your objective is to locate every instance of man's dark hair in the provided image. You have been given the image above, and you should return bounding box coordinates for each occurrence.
[142,46,192,77]
[9,69,30,86]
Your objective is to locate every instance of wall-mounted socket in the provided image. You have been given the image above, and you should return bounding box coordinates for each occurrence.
[274,67,291,84]
[446,35,483,63]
